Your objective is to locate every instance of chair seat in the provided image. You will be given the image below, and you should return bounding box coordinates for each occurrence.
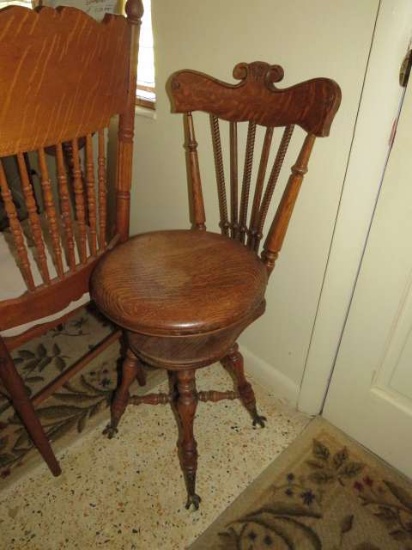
[91,230,268,336]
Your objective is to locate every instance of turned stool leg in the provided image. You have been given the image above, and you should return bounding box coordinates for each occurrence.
[104,347,143,438]
[168,371,178,400]
[221,343,266,427]
[0,339,61,476]
[174,369,201,510]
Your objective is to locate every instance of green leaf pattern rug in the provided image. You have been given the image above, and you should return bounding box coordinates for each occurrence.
[0,306,163,485]
[190,418,412,550]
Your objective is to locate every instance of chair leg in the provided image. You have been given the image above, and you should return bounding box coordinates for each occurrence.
[174,369,201,510]
[0,339,61,476]
[167,370,178,399]
[221,343,266,427]
[103,347,143,438]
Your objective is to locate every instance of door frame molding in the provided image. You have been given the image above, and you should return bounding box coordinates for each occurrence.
[298,0,412,415]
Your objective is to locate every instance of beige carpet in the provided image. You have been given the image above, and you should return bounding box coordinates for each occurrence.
[0,306,164,487]
[0,306,310,549]
[190,417,412,550]
[3,309,411,549]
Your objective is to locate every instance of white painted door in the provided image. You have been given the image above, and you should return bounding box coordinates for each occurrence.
[323,73,412,479]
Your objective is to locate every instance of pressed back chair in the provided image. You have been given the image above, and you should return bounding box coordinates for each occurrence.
[91,61,341,509]
[0,0,143,476]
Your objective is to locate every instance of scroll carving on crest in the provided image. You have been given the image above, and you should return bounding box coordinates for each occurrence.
[168,61,341,137]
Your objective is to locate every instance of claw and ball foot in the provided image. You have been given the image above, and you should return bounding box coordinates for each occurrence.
[252,411,267,428]
[185,493,202,510]
[104,348,142,440]
[102,423,119,439]
[222,344,266,428]
[175,370,201,510]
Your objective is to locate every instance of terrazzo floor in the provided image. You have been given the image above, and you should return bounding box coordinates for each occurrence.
[0,363,309,550]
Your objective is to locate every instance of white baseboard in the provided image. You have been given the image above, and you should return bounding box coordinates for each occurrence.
[239,345,300,407]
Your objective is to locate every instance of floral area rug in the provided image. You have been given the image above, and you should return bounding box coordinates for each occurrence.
[190,417,412,550]
[0,306,164,487]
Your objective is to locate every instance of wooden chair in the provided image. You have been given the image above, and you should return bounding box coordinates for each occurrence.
[0,0,143,476]
[91,62,341,509]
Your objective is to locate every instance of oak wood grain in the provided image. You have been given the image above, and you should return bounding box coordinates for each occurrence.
[92,61,341,508]
[0,0,143,476]
[92,230,268,335]
[0,6,130,156]
[169,61,341,137]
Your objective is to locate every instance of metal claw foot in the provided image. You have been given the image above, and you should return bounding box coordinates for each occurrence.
[185,493,201,510]
[103,423,118,439]
[252,413,267,428]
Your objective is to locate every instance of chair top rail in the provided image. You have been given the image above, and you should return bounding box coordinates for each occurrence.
[168,61,341,137]
[0,5,130,156]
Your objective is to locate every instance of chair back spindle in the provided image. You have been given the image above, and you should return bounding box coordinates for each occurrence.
[38,148,65,278]
[262,133,316,273]
[0,0,143,334]
[247,125,274,250]
[229,121,239,239]
[253,124,294,252]
[55,143,76,271]
[239,121,256,244]
[97,129,108,251]
[85,134,98,257]
[184,113,206,230]
[210,115,230,236]
[16,152,53,282]
[169,61,341,276]
[0,160,36,289]
[0,0,143,478]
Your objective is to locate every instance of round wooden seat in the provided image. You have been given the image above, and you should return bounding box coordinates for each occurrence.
[91,230,268,337]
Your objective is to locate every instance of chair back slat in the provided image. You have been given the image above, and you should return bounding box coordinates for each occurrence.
[239,121,256,244]
[97,129,107,250]
[16,153,52,282]
[229,122,239,239]
[85,134,98,256]
[0,123,128,294]
[262,133,316,273]
[0,1,143,334]
[254,125,294,251]
[169,62,341,276]
[37,148,65,278]
[1,126,127,291]
[70,139,88,264]
[247,126,274,250]
[0,160,35,290]
[55,143,76,271]
[210,115,229,236]
[185,113,206,230]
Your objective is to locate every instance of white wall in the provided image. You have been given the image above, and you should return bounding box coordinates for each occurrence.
[131,0,379,404]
